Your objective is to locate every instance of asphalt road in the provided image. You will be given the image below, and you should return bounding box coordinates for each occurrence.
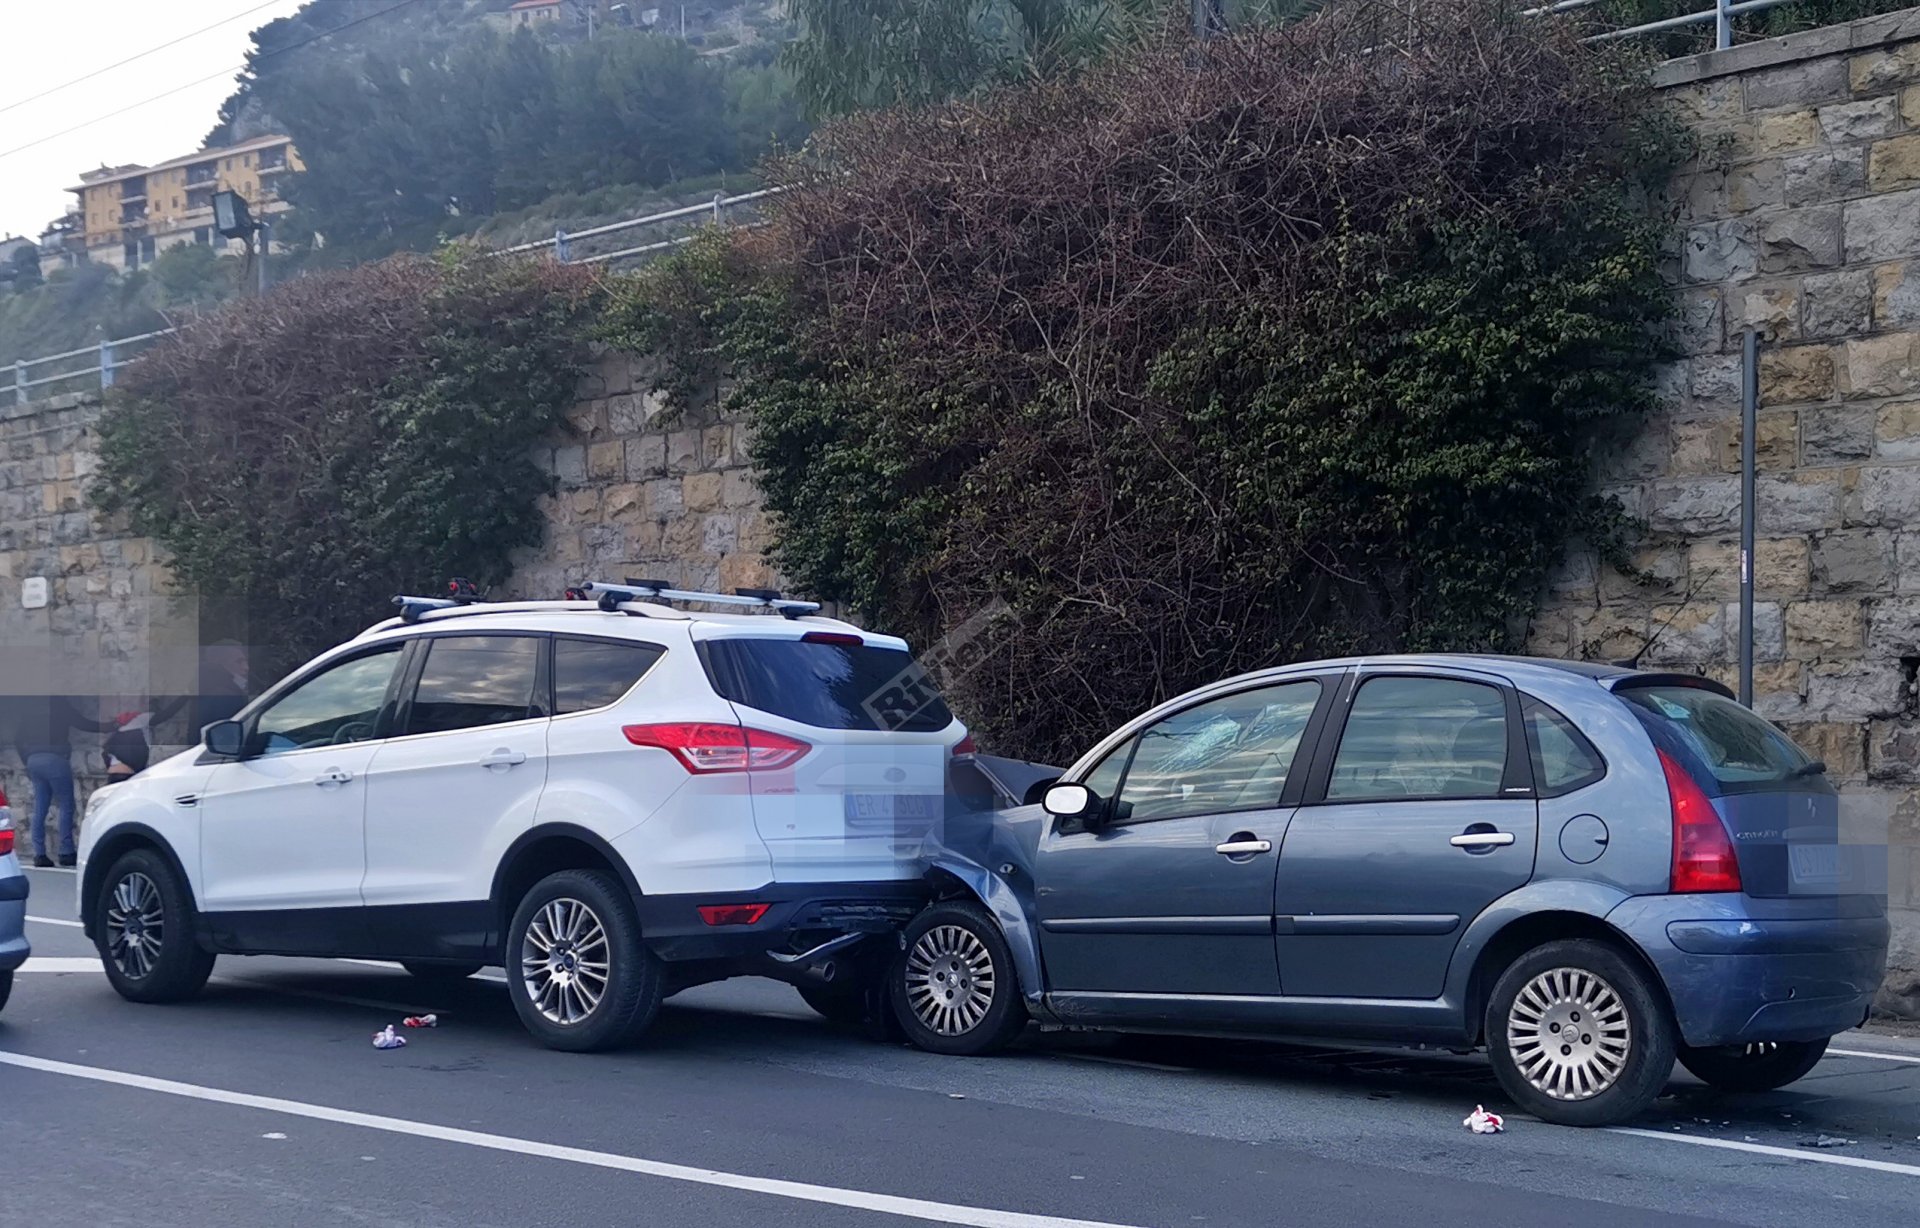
[6,863,1920,1228]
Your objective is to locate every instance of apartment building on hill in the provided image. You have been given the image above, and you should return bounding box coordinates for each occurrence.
[39,134,302,274]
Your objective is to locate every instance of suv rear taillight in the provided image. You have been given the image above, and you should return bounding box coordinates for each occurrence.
[622,722,811,773]
[0,828,12,857]
[953,734,977,756]
[1661,749,1742,894]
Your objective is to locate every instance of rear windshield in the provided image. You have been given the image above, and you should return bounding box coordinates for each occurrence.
[1619,685,1819,793]
[698,637,954,732]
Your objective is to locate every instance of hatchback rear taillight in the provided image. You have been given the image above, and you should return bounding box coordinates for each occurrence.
[953,734,977,756]
[622,722,811,773]
[0,827,12,857]
[1661,750,1742,894]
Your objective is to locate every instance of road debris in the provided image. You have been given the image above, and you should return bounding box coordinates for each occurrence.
[1803,1136,1854,1149]
[1463,1105,1505,1134]
[403,1015,438,1028]
[261,1132,287,1140]
[372,1025,407,1050]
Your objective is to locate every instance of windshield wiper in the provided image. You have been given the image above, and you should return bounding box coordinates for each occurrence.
[1787,759,1828,779]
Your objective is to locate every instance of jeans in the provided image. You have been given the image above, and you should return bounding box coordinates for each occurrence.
[27,751,77,859]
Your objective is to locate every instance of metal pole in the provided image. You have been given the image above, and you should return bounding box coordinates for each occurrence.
[555,228,570,262]
[13,359,24,407]
[1191,0,1224,38]
[100,338,115,391]
[1739,328,1758,707]
[712,192,725,225]
[1716,0,1732,49]
[256,221,271,295]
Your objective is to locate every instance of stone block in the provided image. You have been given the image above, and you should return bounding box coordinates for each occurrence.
[1726,159,1783,213]
[1861,464,1920,525]
[1656,602,1730,663]
[1759,343,1836,403]
[1870,134,1920,191]
[1683,219,1755,283]
[1668,419,1722,475]
[1723,410,1799,472]
[665,429,701,474]
[1801,269,1873,338]
[1525,610,1573,659]
[1785,598,1865,655]
[701,514,739,555]
[607,394,645,436]
[1812,528,1894,591]
[1806,659,1907,720]
[1756,206,1843,273]
[1845,187,1920,262]
[1906,84,1920,129]
[718,552,779,594]
[1752,108,1820,154]
[1803,406,1874,462]
[1878,401,1920,460]
[643,476,684,519]
[721,468,759,508]
[1599,544,1687,603]
[586,441,624,481]
[1676,287,1726,351]
[1573,607,1648,662]
[602,483,644,522]
[1850,45,1920,94]
[567,487,599,518]
[1746,59,1849,110]
[1728,284,1791,342]
[1842,332,1919,399]
[565,400,607,439]
[1689,352,1743,406]
[1817,96,1900,144]
[1876,262,1920,329]
[682,471,723,513]
[624,434,667,480]
[701,425,732,468]
[551,445,587,489]
[1870,719,1920,780]
[1651,475,1740,534]
[1782,147,1867,207]
[1870,596,1920,652]
[1758,472,1843,533]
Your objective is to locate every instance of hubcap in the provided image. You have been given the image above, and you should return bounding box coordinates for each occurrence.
[1506,967,1632,1101]
[105,872,164,980]
[904,924,995,1036]
[520,897,611,1025]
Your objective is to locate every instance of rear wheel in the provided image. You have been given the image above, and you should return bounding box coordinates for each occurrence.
[891,901,1027,1056]
[94,847,216,1004]
[1678,1038,1828,1093]
[505,869,662,1052]
[1485,938,1674,1127]
[400,961,484,984]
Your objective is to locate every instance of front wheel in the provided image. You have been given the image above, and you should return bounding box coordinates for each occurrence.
[1678,1038,1828,1093]
[94,847,216,1004]
[1485,938,1675,1127]
[505,869,662,1052]
[891,901,1027,1056]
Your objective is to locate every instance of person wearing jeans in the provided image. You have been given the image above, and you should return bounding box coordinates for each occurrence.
[26,750,78,867]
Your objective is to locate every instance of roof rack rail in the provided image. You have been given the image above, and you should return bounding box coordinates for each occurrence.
[392,577,486,624]
[583,580,821,619]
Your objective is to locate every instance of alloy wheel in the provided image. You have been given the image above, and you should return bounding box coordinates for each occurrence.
[1505,966,1632,1101]
[904,924,996,1036]
[105,871,164,980]
[520,897,611,1025]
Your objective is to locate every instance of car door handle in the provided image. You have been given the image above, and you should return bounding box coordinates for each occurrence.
[1450,831,1515,848]
[314,768,353,787]
[479,749,527,769]
[1215,839,1273,856]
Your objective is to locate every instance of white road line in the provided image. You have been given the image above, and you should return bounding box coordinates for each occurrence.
[1610,1127,1920,1177]
[25,914,83,928]
[0,1050,1145,1228]
[13,958,102,973]
[1829,1047,1920,1065]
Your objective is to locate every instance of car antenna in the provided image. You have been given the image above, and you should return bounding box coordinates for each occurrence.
[1616,567,1718,670]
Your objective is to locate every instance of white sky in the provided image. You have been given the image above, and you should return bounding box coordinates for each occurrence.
[0,0,312,241]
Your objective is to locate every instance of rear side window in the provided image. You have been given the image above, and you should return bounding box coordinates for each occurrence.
[1327,676,1508,801]
[1523,699,1606,797]
[1619,684,1817,794]
[554,638,663,714]
[698,637,954,732]
[406,636,541,735]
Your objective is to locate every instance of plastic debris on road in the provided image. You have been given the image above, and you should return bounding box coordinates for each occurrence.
[1463,1105,1505,1134]
[1803,1135,1854,1149]
[403,1015,438,1028]
[372,1025,407,1050]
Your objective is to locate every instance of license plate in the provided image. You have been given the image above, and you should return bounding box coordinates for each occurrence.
[844,793,942,826]
[1790,843,1842,883]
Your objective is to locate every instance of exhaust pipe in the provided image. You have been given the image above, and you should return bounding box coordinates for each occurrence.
[768,932,862,986]
[800,959,838,986]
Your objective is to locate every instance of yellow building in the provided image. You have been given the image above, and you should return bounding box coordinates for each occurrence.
[59,134,303,272]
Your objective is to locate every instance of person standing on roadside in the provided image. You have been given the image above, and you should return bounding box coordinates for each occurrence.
[11,694,113,868]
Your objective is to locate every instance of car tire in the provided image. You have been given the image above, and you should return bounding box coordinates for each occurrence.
[1485,938,1675,1127]
[891,900,1027,1056]
[505,869,662,1052]
[0,969,11,1014]
[400,960,484,984]
[1677,1038,1828,1093]
[94,846,216,1004]
[797,978,869,1026]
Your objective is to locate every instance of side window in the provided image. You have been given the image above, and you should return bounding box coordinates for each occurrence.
[1327,676,1508,801]
[405,636,541,736]
[251,647,402,755]
[1524,699,1605,797]
[554,638,664,715]
[1110,681,1322,825]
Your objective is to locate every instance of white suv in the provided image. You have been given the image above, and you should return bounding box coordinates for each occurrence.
[77,582,967,1050]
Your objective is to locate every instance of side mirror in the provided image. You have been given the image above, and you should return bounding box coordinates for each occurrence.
[1042,782,1094,819]
[204,719,247,758]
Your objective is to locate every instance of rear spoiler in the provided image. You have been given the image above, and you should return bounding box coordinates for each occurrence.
[1605,672,1736,700]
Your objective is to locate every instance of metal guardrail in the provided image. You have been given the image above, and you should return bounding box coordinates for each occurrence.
[8,186,782,406]
[1525,0,1800,49]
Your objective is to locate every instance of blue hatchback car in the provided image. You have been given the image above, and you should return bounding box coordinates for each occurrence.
[0,796,27,1015]
[896,655,1889,1126]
